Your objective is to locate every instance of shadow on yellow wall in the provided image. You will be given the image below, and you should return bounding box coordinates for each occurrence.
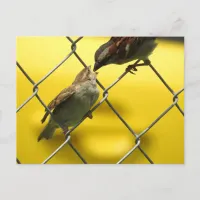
[16,37,184,164]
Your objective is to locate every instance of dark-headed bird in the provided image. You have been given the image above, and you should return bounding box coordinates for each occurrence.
[94,37,158,73]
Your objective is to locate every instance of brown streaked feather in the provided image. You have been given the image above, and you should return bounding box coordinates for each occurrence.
[110,37,124,42]
[48,86,76,110]
[109,37,135,58]
[116,38,129,59]
[108,37,127,56]
[41,85,76,123]
[73,67,90,84]
[108,43,118,54]
[112,37,151,59]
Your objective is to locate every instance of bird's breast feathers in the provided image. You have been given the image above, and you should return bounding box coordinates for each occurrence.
[74,82,99,105]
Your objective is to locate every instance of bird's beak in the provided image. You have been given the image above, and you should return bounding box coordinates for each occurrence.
[93,62,102,72]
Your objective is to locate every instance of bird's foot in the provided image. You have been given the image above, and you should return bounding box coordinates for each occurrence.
[126,59,151,74]
[87,110,93,119]
[126,64,137,75]
[63,126,69,137]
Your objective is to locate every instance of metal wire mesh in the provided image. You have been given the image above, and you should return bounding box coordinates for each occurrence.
[16,37,184,164]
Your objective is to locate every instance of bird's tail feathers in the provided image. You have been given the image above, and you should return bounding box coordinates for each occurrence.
[38,122,56,142]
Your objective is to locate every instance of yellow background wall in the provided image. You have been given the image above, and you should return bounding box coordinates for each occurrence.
[16,37,184,164]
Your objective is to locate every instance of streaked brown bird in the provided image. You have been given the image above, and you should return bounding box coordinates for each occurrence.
[94,37,158,73]
[38,66,99,142]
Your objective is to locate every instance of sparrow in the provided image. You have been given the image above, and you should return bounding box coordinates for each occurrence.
[38,66,99,142]
[94,37,158,73]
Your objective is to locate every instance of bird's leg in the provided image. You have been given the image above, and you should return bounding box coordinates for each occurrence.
[126,59,151,74]
[86,110,93,119]
[62,126,69,136]
[126,64,137,74]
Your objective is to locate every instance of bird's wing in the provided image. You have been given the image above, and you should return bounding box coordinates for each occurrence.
[110,37,154,59]
[47,85,76,110]
[41,85,76,123]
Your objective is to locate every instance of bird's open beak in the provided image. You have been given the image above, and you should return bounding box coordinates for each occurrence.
[93,62,102,72]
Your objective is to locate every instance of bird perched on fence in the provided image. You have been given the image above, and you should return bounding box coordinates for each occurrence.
[38,66,99,142]
[94,37,158,73]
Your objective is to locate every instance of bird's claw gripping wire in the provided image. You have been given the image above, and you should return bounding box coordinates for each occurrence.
[126,59,151,75]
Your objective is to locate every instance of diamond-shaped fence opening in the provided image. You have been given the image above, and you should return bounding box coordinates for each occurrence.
[16,37,184,164]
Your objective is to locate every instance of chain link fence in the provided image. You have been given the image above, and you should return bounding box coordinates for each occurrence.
[16,37,184,164]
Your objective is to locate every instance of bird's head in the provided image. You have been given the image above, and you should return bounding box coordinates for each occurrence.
[74,66,98,84]
[93,40,116,72]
